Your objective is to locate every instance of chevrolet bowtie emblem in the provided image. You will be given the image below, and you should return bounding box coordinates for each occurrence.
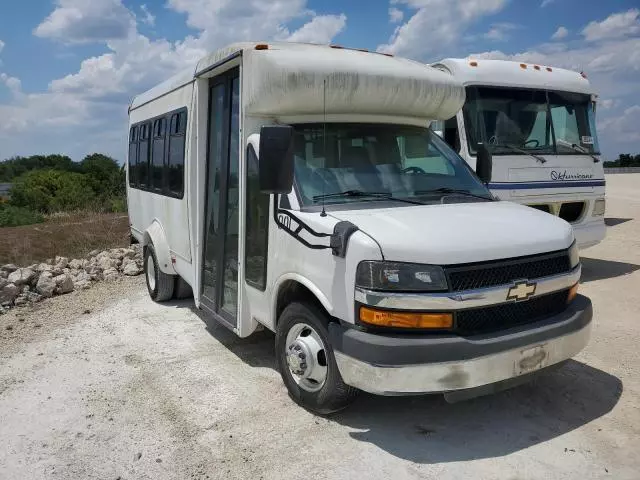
[507,281,537,301]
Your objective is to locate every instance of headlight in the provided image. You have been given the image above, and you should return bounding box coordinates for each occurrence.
[568,241,580,269]
[356,261,448,292]
[593,198,606,216]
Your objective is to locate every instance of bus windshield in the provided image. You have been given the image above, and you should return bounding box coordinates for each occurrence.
[291,123,492,208]
[463,86,600,156]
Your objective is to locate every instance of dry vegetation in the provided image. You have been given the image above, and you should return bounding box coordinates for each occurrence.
[0,211,130,265]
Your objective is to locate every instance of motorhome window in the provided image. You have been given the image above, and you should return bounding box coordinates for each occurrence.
[443,116,460,153]
[168,111,186,197]
[463,86,600,155]
[128,126,138,187]
[151,118,166,191]
[138,122,151,187]
[292,123,490,207]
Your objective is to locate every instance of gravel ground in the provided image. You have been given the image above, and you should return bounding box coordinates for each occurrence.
[1,174,639,480]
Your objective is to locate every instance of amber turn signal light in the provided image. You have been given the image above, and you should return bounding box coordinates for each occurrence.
[359,307,452,329]
[567,283,579,304]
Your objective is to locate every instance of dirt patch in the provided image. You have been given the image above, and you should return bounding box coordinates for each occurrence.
[0,212,130,265]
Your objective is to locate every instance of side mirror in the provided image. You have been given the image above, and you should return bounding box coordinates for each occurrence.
[476,143,493,184]
[258,125,295,194]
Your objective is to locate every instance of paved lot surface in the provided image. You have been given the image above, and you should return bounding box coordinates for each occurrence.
[1,174,639,480]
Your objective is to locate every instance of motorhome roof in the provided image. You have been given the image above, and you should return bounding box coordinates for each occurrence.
[433,58,594,96]
[130,42,465,122]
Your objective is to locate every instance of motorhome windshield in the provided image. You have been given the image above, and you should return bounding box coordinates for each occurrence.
[463,86,600,156]
[292,123,492,208]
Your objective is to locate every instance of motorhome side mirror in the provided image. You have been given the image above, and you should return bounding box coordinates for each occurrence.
[476,143,493,184]
[258,125,295,194]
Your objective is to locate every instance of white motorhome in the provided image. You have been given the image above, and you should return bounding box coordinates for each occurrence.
[127,42,592,413]
[432,58,606,249]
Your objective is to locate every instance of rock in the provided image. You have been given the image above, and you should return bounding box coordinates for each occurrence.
[74,271,92,290]
[54,256,69,269]
[36,263,52,273]
[103,268,119,281]
[0,305,6,315]
[54,274,74,294]
[123,262,142,276]
[0,283,20,304]
[87,249,100,258]
[14,296,27,307]
[109,248,126,261]
[1,264,19,273]
[36,273,56,298]
[0,277,7,290]
[7,268,36,286]
[0,270,7,279]
[97,256,118,271]
[123,249,137,259]
[26,292,42,303]
[22,285,30,294]
[69,259,86,270]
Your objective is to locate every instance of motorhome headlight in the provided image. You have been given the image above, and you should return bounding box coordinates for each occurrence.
[356,261,448,292]
[568,241,580,269]
[593,198,606,216]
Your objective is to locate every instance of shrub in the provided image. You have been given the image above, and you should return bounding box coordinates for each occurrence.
[9,169,97,213]
[0,204,44,227]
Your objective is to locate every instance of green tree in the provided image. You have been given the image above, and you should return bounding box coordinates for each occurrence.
[9,170,96,213]
[80,153,125,197]
[0,154,78,182]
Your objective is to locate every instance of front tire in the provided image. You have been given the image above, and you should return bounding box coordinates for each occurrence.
[276,302,358,414]
[144,244,175,302]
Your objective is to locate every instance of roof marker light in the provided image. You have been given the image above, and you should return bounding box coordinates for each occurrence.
[546,67,553,72]
[330,44,344,49]
[469,61,478,67]
[580,71,588,79]
[534,65,541,70]
[382,52,393,57]
[520,63,527,69]
[255,44,269,50]
[357,48,369,52]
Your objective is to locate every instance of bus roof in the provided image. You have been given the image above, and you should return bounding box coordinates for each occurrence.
[433,58,595,96]
[130,42,465,122]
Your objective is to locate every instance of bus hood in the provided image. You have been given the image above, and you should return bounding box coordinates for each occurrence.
[330,201,574,265]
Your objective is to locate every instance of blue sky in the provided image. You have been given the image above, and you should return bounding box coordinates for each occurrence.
[1,0,639,162]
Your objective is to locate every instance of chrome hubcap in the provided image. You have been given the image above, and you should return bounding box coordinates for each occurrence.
[147,256,156,291]
[285,323,328,392]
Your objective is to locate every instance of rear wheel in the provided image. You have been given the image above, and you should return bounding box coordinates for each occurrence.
[144,244,174,302]
[276,302,358,414]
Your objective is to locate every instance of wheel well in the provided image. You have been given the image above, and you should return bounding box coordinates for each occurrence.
[275,280,328,325]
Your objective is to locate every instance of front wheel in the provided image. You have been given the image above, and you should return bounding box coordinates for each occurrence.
[276,302,358,414]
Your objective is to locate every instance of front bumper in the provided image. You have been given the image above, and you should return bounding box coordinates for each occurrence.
[330,295,592,395]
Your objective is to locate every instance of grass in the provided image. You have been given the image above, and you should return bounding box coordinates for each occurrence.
[0,211,130,265]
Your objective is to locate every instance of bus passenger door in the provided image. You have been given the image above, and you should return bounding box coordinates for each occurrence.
[201,67,240,328]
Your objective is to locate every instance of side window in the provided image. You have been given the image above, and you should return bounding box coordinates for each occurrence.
[245,145,269,290]
[443,116,460,153]
[138,122,151,188]
[128,126,138,187]
[151,118,166,191]
[168,110,187,197]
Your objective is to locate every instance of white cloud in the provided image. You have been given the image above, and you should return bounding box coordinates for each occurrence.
[484,22,518,42]
[0,73,22,97]
[599,105,640,143]
[282,14,346,43]
[0,40,4,53]
[389,7,404,24]
[33,0,136,44]
[551,26,568,40]
[599,98,620,110]
[582,8,640,42]
[1,0,348,161]
[377,0,509,58]
[139,4,155,27]
[541,0,555,7]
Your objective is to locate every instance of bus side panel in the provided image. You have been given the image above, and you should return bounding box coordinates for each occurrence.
[127,84,194,275]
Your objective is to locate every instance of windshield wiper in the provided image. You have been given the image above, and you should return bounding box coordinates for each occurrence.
[493,143,547,164]
[313,190,424,205]
[557,140,600,163]
[415,187,494,201]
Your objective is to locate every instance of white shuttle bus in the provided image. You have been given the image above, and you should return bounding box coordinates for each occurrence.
[432,59,606,249]
[127,42,592,413]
